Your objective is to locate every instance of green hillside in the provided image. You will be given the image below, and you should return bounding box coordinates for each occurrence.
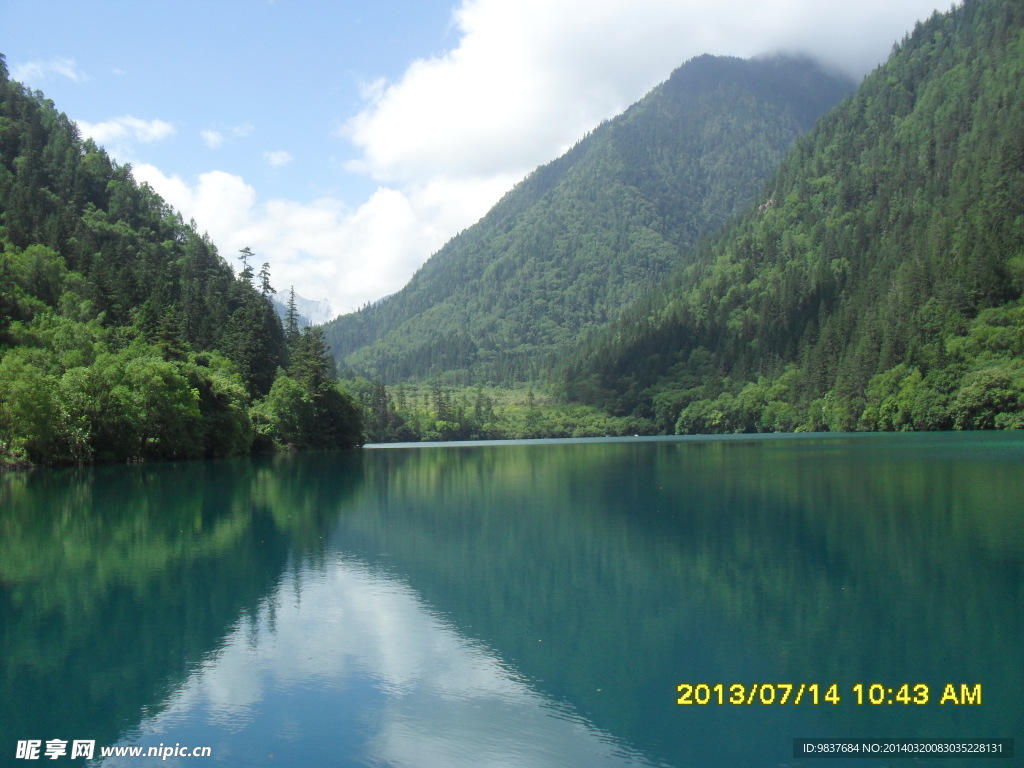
[565,0,1024,433]
[0,56,361,467]
[7,0,1020,457]
[324,55,854,384]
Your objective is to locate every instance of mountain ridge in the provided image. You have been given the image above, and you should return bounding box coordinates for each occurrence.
[564,0,1024,433]
[323,54,855,384]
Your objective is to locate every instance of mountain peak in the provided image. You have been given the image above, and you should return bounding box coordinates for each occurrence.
[323,54,854,384]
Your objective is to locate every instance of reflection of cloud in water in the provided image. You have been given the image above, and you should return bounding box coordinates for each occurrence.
[102,557,663,767]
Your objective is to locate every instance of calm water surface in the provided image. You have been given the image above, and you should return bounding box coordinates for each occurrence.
[1,433,1021,767]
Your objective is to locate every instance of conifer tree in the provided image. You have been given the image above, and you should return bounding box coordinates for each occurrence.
[285,286,300,346]
[258,262,275,297]
[237,247,255,283]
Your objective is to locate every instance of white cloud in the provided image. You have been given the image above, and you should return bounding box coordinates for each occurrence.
[344,0,947,191]
[76,116,176,164]
[264,150,293,167]
[137,0,950,319]
[201,129,225,149]
[134,163,464,318]
[122,558,656,768]
[200,123,254,150]
[11,57,88,83]
[78,115,175,146]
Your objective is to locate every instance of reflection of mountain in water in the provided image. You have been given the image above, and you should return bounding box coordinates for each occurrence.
[104,558,663,768]
[2,435,1021,767]
[334,435,1024,767]
[0,453,364,755]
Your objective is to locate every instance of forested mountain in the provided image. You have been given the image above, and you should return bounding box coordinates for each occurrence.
[566,0,1024,433]
[323,55,854,384]
[6,0,1018,460]
[0,55,361,467]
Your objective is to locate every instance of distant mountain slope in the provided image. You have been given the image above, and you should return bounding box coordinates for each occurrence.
[323,54,854,384]
[566,0,1024,433]
[271,290,333,328]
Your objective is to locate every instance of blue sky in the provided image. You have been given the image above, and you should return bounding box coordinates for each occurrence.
[3,0,949,319]
[4,1,455,205]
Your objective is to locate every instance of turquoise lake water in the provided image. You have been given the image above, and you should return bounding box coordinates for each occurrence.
[2,432,1021,766]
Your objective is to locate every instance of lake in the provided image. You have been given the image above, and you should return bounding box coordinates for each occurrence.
[1,432,1021,767]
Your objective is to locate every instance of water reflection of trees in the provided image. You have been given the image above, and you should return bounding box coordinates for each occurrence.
[0,451,365,754]
[2,436,1019,767]
[340,436,1023,766]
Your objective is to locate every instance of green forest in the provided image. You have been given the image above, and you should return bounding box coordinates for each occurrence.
[324,54,854,384]
[4,0,1023,456]
[0,55,362,467]
[342,0,1024,442]
[564,0,1024,434]
[344,378,650,442]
